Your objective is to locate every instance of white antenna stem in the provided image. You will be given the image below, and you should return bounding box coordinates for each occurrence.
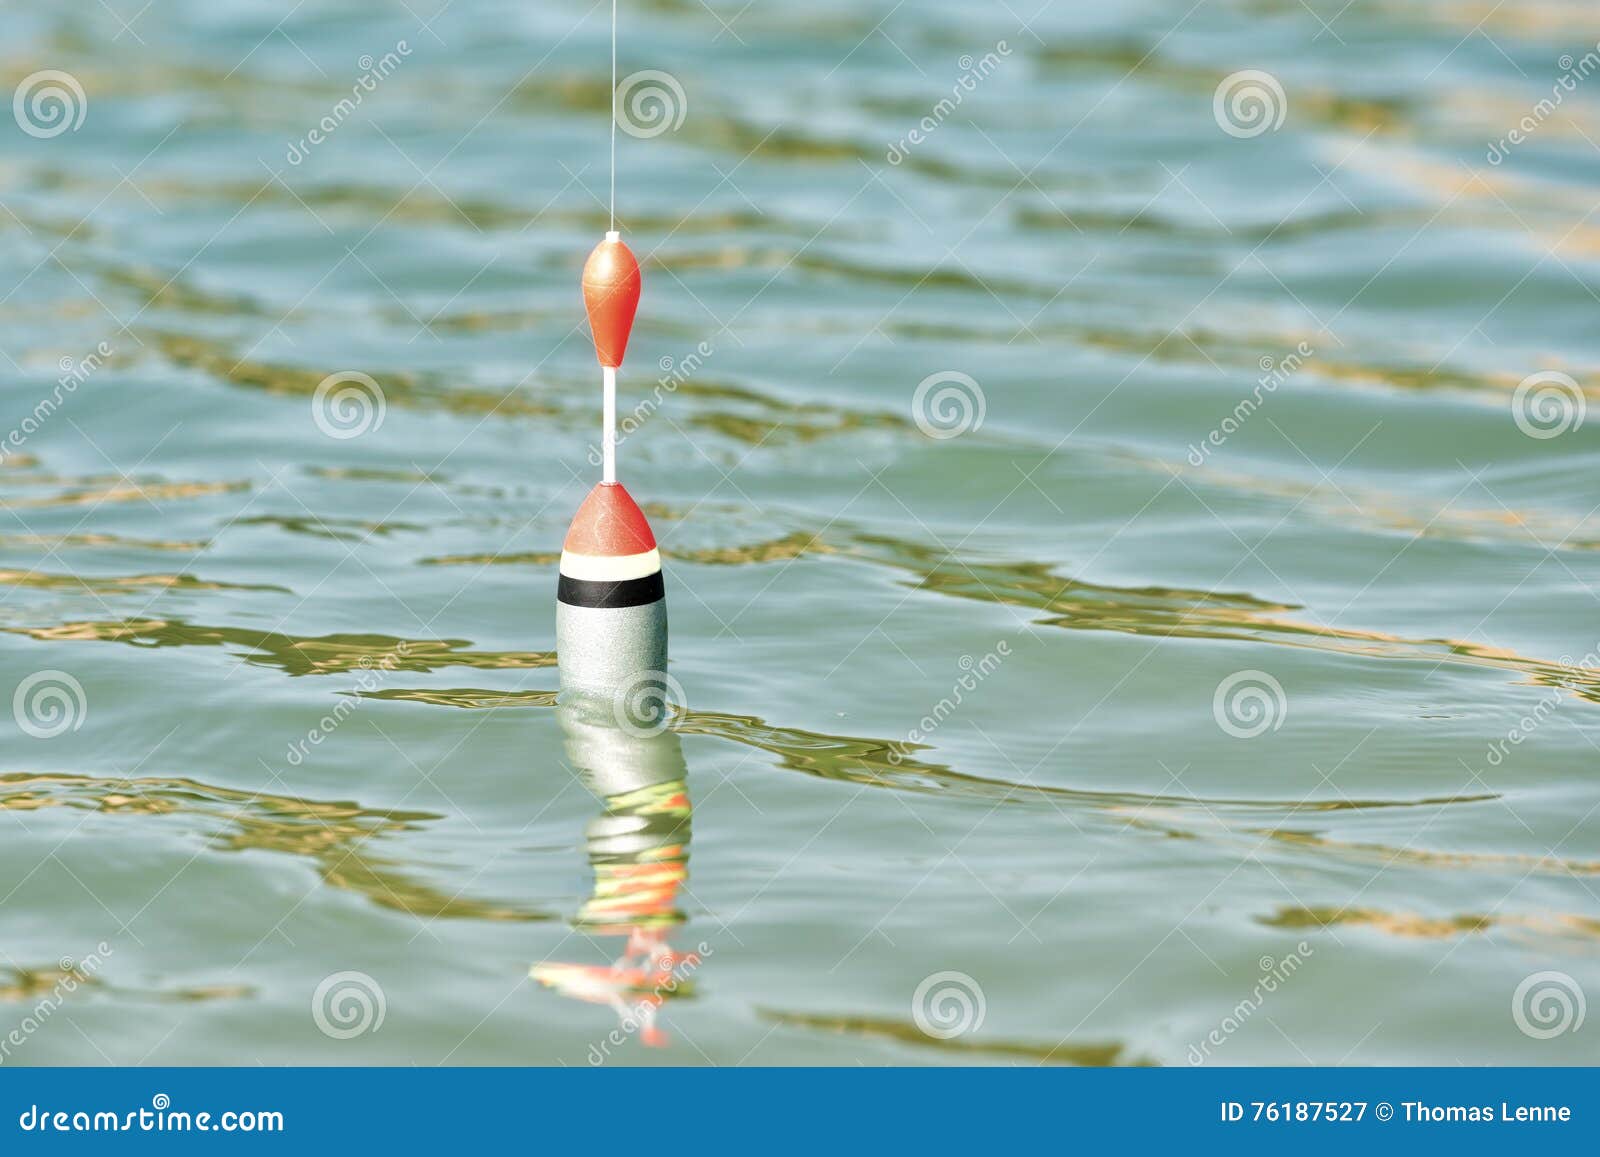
[602,364,617,484]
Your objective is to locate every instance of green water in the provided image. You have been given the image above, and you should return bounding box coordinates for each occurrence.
[1,0,1597,1066]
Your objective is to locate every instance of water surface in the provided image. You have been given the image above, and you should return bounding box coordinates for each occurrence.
[1,0,1597,1065]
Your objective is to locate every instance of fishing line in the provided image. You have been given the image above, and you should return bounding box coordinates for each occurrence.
[609,0,616,231]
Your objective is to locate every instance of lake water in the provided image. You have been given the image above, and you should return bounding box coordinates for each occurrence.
[1,0,1596,1065]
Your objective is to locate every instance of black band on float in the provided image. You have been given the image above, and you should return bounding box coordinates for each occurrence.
[558,570,665,609]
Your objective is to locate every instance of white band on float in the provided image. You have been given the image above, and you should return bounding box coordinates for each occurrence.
[559,548,661,581]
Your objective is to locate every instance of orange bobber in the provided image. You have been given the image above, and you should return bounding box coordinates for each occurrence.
[581,231,642,368]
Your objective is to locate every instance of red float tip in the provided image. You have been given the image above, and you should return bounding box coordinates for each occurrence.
[562,481,657,557]
[582,233,641,369]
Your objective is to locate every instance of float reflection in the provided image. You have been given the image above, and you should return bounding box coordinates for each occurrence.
[531,697,701,1052]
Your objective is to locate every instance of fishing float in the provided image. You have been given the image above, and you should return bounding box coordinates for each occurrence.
[556,0,668,701]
